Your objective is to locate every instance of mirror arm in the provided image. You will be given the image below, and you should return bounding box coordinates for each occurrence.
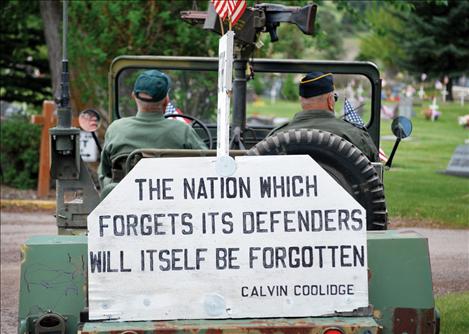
[91,131,102,153]
[385,138,401,170]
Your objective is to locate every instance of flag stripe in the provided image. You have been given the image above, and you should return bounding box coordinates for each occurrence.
[212,0,246,26]
[230,0,246,25]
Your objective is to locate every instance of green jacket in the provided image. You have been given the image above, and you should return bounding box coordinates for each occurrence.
[272,109,379,161]
[99,111,207,188]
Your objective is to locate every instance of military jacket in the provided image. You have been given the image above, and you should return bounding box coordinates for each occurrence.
[99,111,207,188]
[272,109,379,161]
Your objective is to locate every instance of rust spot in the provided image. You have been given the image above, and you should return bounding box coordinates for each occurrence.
[393,308,417,333]
[419,308,437,333]
[373,308,382,320]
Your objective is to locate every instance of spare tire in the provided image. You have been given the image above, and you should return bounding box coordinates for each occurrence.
[247,129,387,230]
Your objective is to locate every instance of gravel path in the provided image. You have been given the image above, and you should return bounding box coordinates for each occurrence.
[1,211,467,334]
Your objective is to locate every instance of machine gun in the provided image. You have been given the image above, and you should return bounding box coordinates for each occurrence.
[181,2,317,56]
[181,2,317,147]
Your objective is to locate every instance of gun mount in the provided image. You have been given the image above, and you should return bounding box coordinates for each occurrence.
[181,2,317,59]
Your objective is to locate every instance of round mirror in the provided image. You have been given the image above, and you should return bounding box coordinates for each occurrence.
[391,116,412,139]
[79,109,101,132]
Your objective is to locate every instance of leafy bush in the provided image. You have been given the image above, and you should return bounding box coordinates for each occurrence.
[282,74,298,101]
[0,117,41,189]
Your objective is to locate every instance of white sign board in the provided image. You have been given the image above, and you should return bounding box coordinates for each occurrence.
[80,131,98,162]
[88,155,368,321]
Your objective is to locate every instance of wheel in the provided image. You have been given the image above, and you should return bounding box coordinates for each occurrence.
[164,114,213,149]
[247,129,387,230]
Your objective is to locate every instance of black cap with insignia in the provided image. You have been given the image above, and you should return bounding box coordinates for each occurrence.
[299,72,335,98]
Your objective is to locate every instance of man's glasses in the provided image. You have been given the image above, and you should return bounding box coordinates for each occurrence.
[333,93,338,102]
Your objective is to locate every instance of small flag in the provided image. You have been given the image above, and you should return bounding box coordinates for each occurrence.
[212,0,229,20]
[379,147,388,163]
[227,0,247,26]
[165,102,191,124]
[211,0,247,26]
[344,98,365,129]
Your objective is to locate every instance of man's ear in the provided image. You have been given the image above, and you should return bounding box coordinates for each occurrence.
[327,93,335,111]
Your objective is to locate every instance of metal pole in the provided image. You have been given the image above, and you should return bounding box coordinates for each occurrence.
[58,0,71,128]
[232,60,247,142]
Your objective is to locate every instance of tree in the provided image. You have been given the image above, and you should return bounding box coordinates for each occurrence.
[396,0,469,100]
[0,0,51,106]
[357,4,406,76]
[66,1,219,118]
[39,0,62,99]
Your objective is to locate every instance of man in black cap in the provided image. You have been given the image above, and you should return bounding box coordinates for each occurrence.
[99,69,207,196]
[272,72,378,161]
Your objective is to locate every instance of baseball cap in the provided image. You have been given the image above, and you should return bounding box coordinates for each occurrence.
[133,70,170,102]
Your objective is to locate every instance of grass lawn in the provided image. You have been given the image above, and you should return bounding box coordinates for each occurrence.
[436,292,469,334]
[248,99,469,228]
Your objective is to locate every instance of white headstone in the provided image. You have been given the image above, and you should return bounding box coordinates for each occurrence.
[441,88,448,102]
[399,96,413,119]
[88,155,369,321]
[418,86,425,100]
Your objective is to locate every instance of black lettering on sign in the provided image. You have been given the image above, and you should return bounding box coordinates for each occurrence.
[259,175,318,198]
[89,251,130,273]
[351,209,364,231]
[134,178,174,200]
[243,212,255,234]
[99,215,110,237]
[182,177,251,199]
[113,215,125,236]
[215,248,240,269]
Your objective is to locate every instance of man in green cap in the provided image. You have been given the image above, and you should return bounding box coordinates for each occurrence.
[272,71,378,161]
[98,69,207,196]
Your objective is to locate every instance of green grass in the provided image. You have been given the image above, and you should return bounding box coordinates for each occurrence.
[436,292,469,334]
[248,99,469,227]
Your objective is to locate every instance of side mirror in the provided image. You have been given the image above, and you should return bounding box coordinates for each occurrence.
[391,116,413,139]
[78,109,102,153]
[386,116,413,169]
[79,109,101,133]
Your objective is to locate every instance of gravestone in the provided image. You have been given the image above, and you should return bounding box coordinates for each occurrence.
[441,145,469,178]
[399,96,413,119]
[418,86,425,100]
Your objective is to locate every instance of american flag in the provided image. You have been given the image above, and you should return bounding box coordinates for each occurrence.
[165,102,191,124]
[343,98,365,129]
[211,0,247,26]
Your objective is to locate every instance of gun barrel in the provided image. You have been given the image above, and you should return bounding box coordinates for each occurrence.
[180,11,207,25]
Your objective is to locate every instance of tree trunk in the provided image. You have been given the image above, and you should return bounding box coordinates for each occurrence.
[39,1,62,99]
[446,77,453,101]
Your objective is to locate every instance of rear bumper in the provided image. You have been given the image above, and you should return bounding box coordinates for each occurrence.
[79,317,380,334]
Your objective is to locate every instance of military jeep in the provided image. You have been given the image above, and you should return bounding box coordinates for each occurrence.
[18,2,438,334]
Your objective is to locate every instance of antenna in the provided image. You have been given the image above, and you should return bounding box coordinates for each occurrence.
[57,0,71,128]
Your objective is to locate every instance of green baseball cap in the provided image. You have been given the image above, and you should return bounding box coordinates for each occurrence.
[133,70,170,102]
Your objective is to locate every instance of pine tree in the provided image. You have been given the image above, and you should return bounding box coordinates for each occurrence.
[397,0,469,100]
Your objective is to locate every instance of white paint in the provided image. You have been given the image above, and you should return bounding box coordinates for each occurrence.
[88,155,369,321]
[216,31,234,158]
[79,131,98,162]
